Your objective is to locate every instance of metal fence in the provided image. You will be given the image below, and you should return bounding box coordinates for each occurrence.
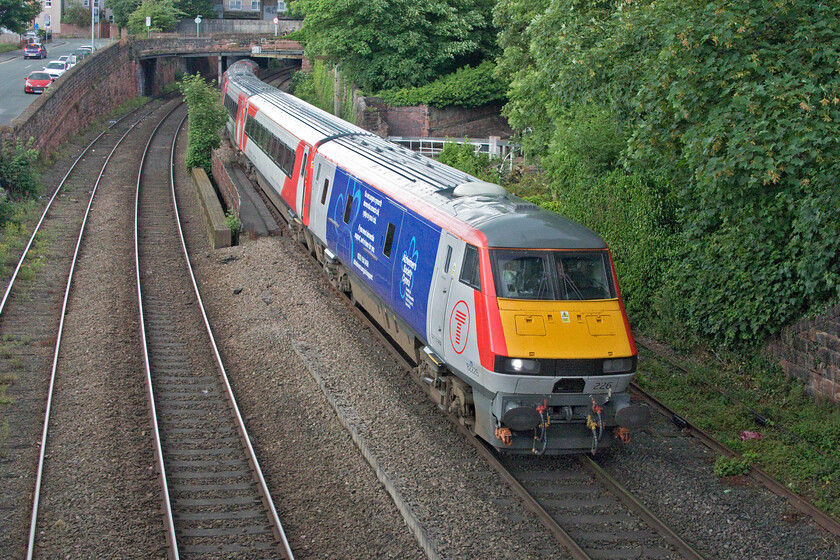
[175,17,301,37]
[387,136,520,171]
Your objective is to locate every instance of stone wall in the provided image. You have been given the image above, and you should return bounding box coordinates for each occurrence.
[358,97,512,139]
[769,305,840,403]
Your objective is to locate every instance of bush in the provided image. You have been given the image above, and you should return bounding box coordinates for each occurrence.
[713,456,751,478]
[179,74,228,173]
[436,140,501,183]
[0,139,41,203]
[378,61,506,108]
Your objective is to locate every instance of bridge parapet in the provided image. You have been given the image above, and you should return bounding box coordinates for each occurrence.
[132,36,304,59]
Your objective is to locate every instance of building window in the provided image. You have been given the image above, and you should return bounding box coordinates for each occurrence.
[251,1,260,11]
[229,0,242,10]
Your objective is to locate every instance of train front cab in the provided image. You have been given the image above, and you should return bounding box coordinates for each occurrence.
[432,240,650,455]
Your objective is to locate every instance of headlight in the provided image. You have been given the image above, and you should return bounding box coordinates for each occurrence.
[602,357,635,374]
[506,358,540,374]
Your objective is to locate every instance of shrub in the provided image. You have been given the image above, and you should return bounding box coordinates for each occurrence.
[179,73,227,173]
[436,140,501,183]
[713,456,751,478]
[378,61,506,108]
[0,139,41,202]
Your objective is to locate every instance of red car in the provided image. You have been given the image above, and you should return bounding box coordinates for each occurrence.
[24,71,52,94]
[24,43,47,59]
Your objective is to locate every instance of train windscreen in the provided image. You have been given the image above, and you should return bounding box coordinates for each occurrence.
[491,249,615,301]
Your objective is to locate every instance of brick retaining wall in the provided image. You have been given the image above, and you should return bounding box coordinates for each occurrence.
[769,304,840,403]
[211,146,239,215]
[358,97,512,139]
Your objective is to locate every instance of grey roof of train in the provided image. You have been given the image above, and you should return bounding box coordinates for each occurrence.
[228,63,606,250]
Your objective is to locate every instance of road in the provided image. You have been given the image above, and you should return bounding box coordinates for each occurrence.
[0,38,105,126]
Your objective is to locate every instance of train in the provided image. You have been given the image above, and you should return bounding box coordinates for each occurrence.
[221,60,649,454]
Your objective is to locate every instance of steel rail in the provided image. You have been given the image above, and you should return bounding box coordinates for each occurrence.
[25,106,155,560]
[631,378,840,539]
[167,112,294,558]
[287,242,592,560]
[134,102,184,560]
[0,109,147,318]
[577,455,705,559]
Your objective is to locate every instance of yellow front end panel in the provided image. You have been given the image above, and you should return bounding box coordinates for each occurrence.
[497,298,633,359]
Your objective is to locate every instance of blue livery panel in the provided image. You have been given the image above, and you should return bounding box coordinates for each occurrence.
[325,168,441,338]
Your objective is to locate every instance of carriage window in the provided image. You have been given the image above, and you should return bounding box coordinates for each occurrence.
[459,244,481,291]
[320,178,330,205]
[383,223,396,257]
[343,195,354,223]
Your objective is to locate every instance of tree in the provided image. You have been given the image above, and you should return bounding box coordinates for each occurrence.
[0,0,41,34]
[294,0,498,92]
[110,0,142,29]
[174,0,216,19]
[127,0,183,34]
[63,2,99,27]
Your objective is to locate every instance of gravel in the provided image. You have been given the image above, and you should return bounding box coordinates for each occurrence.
[2,98,838,559]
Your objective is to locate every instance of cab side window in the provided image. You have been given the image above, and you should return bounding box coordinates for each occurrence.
[459,244,481,291]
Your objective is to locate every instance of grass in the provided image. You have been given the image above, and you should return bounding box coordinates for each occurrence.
[635,347,840,520]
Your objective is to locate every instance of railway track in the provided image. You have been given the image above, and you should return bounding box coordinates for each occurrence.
[247,163,705,560]
[134,101,293,558]
[3,102,162,559]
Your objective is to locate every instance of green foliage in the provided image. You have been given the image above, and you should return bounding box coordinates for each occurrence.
[713,456,752,478]
[63,2,97,26]
[294,0,498,92]
[495,0,840,350]
[224,210,240,235]
[0,139,41,202]
[174,0,217,19]
[179,73,228,173]
[436,140,501,183]
[0,0,41,34]
[378,61,506,108]
[127,0,184,34]
[536,149,676,322]
[110,0,142,28]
